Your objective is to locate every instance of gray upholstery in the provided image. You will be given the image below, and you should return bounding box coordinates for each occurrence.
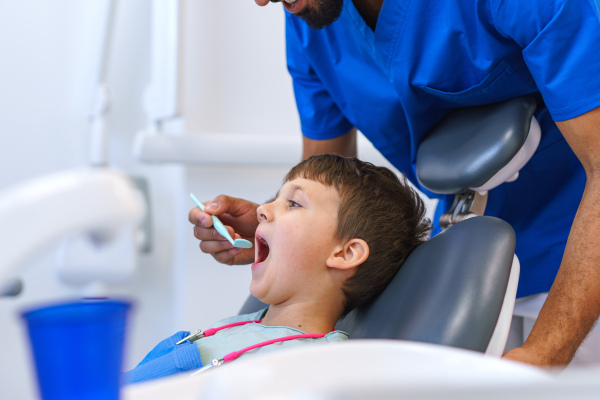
[239,294,268,316]
[417,96,537,194]
[240,216,516,353]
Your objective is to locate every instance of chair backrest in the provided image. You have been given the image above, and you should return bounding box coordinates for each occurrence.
[240,216,516,352]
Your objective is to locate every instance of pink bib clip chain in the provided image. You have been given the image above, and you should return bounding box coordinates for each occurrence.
[178,320,329,374]
[176,320,262,345]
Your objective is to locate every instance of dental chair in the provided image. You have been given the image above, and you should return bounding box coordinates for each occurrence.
[239,95,540,356]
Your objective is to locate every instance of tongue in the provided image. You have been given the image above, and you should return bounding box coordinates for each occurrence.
[258,240,270,263]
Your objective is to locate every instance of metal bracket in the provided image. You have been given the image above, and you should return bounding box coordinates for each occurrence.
[129,176,153,253]
[0,278,23,297]
[440,190,488,230]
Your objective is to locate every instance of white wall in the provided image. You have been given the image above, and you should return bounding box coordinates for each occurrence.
[183,1,298,136]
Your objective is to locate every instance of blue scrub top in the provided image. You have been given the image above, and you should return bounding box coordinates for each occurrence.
[285,0,600,298]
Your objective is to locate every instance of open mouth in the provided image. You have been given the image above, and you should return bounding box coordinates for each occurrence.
[255,234,270,264]
[281,0,304,14]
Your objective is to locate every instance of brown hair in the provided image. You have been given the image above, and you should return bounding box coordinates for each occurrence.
[285,154,431,315]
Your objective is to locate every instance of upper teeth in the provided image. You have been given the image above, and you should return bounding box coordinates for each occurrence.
[258,237,269,246]
[284,0,297,3]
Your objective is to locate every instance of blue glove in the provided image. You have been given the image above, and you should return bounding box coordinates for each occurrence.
[123,331,203,384]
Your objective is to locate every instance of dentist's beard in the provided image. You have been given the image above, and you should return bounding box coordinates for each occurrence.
[273,0,344,30]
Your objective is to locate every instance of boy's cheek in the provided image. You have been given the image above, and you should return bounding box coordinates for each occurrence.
[282,245,310,262]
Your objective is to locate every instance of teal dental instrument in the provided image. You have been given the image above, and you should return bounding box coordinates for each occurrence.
[190,193,253,249]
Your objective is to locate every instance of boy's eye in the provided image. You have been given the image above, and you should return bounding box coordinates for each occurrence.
[288,200,301,208]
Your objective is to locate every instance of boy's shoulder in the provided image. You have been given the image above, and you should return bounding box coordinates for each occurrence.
[208,308,269,328]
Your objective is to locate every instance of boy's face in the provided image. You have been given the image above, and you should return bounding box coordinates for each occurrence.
[250,178,341,305]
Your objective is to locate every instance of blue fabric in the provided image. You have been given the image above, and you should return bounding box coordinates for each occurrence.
[123,331,203,384]
[285,0,600,298]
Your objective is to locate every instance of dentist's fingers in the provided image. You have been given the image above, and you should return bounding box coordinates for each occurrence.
[200,195,260,238]
[199,236,239,259]
[192,214,255,265]
[198,230,255,265]
[189,206,212,229]
[193,222,233,242]
[189,194,259,265]
[202,195,259,221]
[189,195,258,233]
[255,0,272,6]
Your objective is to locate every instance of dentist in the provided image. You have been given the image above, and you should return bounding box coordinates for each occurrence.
[190,0,600,368]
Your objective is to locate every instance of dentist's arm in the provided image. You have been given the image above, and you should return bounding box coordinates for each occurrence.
[191,128,357,265]
[503,106,600,367]
[303,128,357,159]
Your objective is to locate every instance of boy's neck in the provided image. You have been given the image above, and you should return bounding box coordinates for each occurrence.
[260,301,342,335]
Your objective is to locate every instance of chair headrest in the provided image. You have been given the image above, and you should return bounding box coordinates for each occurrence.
[417,96,537,194]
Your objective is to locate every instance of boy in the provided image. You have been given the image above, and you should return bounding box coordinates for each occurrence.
[125,154,431,383]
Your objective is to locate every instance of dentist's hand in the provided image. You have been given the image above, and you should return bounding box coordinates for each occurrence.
[189,195,259,265]
[502,344,553,368]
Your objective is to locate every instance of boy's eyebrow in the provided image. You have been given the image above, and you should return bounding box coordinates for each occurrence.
[274,183,310,200]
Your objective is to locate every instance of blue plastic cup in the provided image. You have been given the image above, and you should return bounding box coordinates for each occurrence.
[21,300,132,400]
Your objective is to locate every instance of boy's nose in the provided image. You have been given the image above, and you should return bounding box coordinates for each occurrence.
[256,203,272,222]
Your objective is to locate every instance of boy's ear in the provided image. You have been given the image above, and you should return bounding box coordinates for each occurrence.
[326,238,369,270]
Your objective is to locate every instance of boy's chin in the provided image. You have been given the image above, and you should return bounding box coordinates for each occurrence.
[250,284,277,307]
[249,282,264,301]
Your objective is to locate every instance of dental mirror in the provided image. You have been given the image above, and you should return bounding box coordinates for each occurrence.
[190,193,253,249]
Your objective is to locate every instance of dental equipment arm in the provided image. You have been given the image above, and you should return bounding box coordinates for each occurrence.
[504,105,600,367]
[0,168,144,289]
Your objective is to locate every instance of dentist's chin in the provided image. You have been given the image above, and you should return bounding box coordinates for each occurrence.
[255,0,299,6]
